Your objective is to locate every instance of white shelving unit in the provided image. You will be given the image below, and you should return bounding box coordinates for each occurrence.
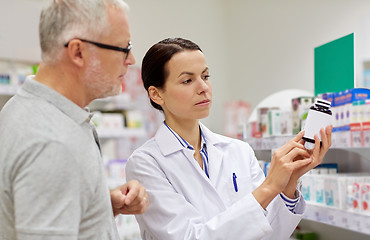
[0,85,18,96]
[97,128,147,139]
[0,58,39,111]
[246,137,370,237]
[304,203,370,235]
[89,93,134,111]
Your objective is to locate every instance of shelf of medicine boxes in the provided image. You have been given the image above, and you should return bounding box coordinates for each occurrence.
[96,128,146,139]
[0,58,38,95]
[246,136,370,153]
[246,137,370,235]
[0,85,18,96]
[89,93,147,139]
[304,203,370,235]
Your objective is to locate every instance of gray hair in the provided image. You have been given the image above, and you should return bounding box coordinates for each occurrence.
[39,0,129,64]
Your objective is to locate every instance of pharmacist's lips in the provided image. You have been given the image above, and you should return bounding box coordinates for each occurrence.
[195,99,211,105]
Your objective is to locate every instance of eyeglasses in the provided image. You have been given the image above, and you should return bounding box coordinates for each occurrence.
[64,38,132,59]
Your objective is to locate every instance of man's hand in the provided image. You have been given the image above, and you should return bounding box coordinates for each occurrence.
[110,180,149,217]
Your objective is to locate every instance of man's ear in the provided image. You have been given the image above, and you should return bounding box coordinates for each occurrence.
[65,39,85,67]
[148,86,164,106]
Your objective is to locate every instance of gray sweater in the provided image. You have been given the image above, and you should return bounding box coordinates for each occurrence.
[0,77,118,239]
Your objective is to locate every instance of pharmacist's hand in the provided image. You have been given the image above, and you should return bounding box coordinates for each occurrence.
[110,180,149,216]
[283,125,333,197]
[294,125,332,178]
[265,131,312,195]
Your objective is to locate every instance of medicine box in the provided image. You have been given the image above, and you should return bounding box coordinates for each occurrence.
[291,97,315,135]
[333,91,346,127]
[363,122,370,147]
[350,122,363,147]
[257,107,270,138]
[346,88,370,126]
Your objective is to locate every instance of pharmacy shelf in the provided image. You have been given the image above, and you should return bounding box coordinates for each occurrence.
[249,138,370,174]
[89,93,134,111]
[247,136,370,236]
[247,137,370,152]
[246,136,292,150]
[304,204,370,235]
[97,128,146,139]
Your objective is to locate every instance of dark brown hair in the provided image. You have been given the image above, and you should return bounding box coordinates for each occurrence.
[141,38,202,111]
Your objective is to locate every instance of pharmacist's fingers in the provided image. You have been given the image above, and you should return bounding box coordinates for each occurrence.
[320,127,329,150]
[326,125,333,147]
[311,134,323,166]
[277,131,306,155]
[274,142,306,164]
[291,157,313,170]
[312,134,320,154]
[292,130,305,142]
[285,147,310,161]
[320,127,332,155]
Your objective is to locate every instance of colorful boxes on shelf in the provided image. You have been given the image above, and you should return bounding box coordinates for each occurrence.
[246,88,369,149]
[302,172,370,214]
[323,88,370,148]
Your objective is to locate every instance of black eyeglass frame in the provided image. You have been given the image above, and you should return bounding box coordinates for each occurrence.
[64,38,132,59]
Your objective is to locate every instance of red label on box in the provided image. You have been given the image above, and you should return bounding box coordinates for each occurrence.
[350,123,362,131]
[363,122,370,131]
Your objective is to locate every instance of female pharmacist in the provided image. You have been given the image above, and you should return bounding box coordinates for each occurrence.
[125,38,332,240]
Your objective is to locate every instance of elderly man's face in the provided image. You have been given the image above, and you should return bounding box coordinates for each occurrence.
[83,6,135,100]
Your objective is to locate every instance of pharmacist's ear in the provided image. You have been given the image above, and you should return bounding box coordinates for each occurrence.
[65,39,85,67]
[148,86,164,106]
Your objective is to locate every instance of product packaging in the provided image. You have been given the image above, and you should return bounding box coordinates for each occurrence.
[302,98,332,149]
[292,97,315,135]
[257,107,270,138]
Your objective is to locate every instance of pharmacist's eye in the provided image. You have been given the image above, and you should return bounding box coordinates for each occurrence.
[202,75,210,81]
[182,79,192,84]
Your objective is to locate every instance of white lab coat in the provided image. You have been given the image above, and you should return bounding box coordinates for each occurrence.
[126,122,305,240]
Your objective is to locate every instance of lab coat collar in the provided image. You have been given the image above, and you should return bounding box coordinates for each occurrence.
[155,121,231,157]
[198,122,232,146]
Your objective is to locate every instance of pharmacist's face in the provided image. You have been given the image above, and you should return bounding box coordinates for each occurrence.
[84,6,135,99]
[159,50,212,121]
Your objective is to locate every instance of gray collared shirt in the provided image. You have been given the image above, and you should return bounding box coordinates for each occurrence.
[0,76,118,239]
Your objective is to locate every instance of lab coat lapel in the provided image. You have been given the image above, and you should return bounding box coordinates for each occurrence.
[155,123,214,182]
[156,122,229,185]
[207,143,224,186]
[155,123,186,156]
[199,122,230,186]
[156,122,228,211]
[182,148,210,180]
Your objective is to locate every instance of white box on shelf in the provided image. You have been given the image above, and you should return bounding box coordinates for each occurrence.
[361,179,370,214]
[324,176,340,208]
[301,174,315,202]
[314,177,325,205]
[102,113,124,129]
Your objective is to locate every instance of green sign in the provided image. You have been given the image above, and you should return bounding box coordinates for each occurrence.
[314,33,355,96]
